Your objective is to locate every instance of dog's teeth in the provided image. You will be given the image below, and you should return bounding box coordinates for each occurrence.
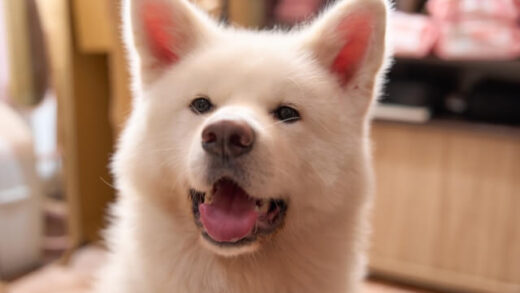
[205,193,213,204]
[256,200,269,213]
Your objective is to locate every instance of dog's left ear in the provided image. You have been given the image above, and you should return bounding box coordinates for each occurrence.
[303,0,388,88]
[124,0,218,84]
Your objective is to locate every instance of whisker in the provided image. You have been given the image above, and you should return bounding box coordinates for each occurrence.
[263,117,301,129]
[100,176,116,190]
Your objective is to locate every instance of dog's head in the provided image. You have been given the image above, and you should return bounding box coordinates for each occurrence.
[116,0,389,256]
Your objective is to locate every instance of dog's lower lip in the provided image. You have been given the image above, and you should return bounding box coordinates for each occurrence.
[189,179,287,246]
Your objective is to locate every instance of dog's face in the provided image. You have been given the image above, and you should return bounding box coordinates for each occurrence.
[116,0,388,256]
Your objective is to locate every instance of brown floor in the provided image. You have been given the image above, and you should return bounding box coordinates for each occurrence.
[4,247,434,293]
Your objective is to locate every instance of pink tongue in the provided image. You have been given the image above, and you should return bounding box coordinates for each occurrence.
[199,180,258,242]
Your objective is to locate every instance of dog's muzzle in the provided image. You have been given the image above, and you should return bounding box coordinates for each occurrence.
[189,119,287,248]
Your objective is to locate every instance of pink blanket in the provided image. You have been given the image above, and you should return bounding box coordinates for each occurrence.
[435,19,520,60]
[428,0,520,60]
[428,0,520,21]
[275,0,324,24]
[392,12,438,58]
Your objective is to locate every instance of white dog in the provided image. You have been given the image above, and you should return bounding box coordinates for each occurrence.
[94,0,390,292]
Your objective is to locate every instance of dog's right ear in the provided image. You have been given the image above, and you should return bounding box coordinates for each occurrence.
[301,0,388,89]
[123,0,216,83]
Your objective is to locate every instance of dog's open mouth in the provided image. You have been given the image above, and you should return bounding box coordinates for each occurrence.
[190,178,287,246]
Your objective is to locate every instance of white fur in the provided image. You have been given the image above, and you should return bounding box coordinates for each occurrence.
[94,0,391,292]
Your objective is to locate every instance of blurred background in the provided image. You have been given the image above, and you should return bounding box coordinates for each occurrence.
[0,0,518,292]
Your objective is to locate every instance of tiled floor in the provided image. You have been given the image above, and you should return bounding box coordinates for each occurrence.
[5,247,434,293]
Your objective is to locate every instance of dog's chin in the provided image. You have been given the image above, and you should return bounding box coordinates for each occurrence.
[189,178,288,257]
[199,233,262,256]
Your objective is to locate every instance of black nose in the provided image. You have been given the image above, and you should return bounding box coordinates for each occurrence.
[201,120,255,158]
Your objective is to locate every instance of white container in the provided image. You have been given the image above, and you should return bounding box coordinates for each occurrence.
[0,104,42,279]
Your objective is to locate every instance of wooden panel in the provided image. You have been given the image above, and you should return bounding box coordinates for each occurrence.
[370,123,445,266]
[71,51,114,242]
[370,121,520,293]
[72,0,112,53]
[439,130,520,282]
[228,0,266,28]
[36,0,115,245]
[35,0,81,247]
[3,0,35,105]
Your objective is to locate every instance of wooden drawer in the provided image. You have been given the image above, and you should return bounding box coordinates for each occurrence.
[370,121,520,293]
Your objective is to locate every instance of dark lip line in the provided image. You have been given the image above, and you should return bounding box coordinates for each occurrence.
[188,187,288,248]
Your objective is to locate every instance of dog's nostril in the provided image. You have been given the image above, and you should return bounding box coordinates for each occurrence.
[202,130,217,144]
[229,133,252,148]
[201,120,255,158]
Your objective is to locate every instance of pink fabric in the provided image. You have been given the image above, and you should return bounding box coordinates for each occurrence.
[427,0,520,60]
[392,12,439,58]
[275,0,324,24]
[435,19,520,60]
[427,0,520,22]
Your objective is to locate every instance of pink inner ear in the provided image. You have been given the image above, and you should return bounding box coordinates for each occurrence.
[331,13,373,85]
[141,2,178,64]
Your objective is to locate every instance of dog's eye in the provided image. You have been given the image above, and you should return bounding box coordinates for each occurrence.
[190,97,213,114]
[273,106,300,123]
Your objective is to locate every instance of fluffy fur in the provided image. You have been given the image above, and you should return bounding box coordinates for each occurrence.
[94,0,391,292]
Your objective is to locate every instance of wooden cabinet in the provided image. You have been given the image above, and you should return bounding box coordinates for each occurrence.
[36,0,116,245]
[370,121,520,293]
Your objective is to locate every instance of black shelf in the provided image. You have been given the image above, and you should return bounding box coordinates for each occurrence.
[374,116,520,137]
[394,57,520,81]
